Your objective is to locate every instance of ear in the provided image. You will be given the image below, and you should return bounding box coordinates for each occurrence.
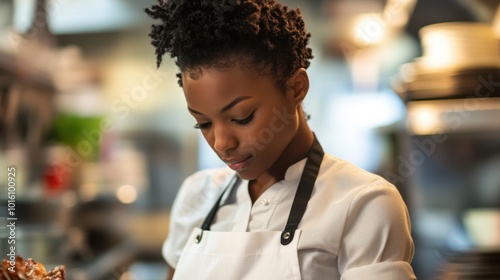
[285,68,309,106]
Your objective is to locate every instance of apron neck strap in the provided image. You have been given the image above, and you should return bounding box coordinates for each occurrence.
[281,134,324,245]
[195,175,240,244]
[201,175,241,231]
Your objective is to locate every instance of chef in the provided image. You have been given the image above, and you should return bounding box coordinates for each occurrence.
[145,0,416,279]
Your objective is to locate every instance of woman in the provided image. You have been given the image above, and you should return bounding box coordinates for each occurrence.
[146,0,416,279]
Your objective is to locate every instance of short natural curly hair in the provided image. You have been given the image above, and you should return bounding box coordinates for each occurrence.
[145,0,313,88]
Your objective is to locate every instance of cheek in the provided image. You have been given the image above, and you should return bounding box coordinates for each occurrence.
[239,113,292,152]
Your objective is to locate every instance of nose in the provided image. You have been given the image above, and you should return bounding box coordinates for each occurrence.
[212,125,238,153]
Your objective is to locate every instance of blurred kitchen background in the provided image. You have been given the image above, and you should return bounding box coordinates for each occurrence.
[0,0,499,279]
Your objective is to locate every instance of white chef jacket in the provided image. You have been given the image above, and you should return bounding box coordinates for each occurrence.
[163,153,416,279]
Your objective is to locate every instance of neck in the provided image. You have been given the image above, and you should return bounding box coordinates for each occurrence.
[248,110,314,201]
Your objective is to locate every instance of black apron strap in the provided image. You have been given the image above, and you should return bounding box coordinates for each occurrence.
[281,135,324,245]
[195,174,241,243]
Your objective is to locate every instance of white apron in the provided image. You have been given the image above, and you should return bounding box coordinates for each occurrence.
[173,136,324,280]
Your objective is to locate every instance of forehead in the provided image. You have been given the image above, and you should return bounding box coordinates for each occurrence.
[181,64,280,109]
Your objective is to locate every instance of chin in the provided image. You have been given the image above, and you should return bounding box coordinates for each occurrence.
[234,169,260,181]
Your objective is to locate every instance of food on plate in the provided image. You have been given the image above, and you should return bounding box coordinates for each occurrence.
[0,256,65,280]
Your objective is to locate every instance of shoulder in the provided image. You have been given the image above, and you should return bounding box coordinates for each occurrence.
[309,154,407,231]
[314,153,409,231]
[316,153,396,199]
[173,167,235,217]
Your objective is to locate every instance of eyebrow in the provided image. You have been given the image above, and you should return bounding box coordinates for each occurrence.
[188,96,252,115]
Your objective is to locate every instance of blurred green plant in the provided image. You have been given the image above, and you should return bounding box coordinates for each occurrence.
[47,113,103,161]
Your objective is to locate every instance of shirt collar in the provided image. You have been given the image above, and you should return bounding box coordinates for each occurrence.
[283,157,308,182]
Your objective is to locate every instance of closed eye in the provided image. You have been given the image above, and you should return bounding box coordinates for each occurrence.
[194,110,255,129]
[233,110,255,125]
[194,122,212,129]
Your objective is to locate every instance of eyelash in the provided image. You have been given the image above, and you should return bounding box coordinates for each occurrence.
[193,122,211,130]
[194,111,255,130]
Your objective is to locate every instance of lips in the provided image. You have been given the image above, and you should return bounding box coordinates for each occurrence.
[224,155,253,171]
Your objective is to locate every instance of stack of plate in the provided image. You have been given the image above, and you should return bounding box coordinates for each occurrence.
[393,22,500,101]
[419,23,500,70]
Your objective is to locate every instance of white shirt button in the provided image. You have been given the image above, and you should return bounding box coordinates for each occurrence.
[261,199,269,206]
